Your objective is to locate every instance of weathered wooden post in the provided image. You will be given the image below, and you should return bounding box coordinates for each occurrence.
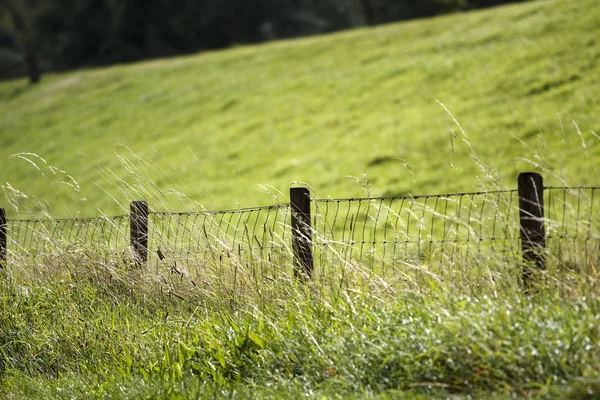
[0,208,6,270]
[130,201,149,267]
[290,187,313,280]
[518,172,546,288]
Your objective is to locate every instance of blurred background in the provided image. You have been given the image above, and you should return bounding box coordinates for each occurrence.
[0,0,529,83]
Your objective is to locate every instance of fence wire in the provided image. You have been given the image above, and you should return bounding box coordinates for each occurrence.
[545,187,600,272]
[148,204,292,280]
[2,186,599,281]
[5,215,129,265]
[311,190,522,277]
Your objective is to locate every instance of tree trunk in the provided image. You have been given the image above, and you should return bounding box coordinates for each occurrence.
[25,52,40,83]
[359,0,377,25]
[2,0,42,83]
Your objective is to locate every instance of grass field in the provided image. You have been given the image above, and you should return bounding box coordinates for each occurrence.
[1,248,599,399]
[1,0,600,398]
[0,0,599,217]
[0,244,600,399]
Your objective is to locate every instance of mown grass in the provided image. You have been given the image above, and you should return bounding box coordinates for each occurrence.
[0,0,599,217]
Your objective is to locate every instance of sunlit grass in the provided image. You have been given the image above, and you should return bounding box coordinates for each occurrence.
[1,0,600,398]
[1,252,599,399]
[0,0,599,217]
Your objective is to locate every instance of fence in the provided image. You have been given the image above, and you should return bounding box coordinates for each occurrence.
[0,172,599,286]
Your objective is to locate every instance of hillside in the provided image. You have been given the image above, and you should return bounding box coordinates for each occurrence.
[0,0,599,217]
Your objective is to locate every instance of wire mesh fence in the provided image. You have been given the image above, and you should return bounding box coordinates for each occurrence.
[5,215,129,266]
[311,190,522,278]
[1,182,599,283]
[545,186,600,272]
[147,204,292,280]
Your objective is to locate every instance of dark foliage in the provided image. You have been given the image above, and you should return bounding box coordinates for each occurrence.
[0,0,532,80]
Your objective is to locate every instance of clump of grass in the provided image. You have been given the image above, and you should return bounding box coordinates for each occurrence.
[1,256,599,399]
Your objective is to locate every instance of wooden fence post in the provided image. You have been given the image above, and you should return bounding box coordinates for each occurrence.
[290,187,313,280]
[518,172,546,287]
[130,201,149,267]
[0,208,6,270]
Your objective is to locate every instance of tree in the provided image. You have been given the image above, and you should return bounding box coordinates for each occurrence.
[359,0,378,25]
[0,0,40,83]
[32,0,114,68]
[0,0,533,81]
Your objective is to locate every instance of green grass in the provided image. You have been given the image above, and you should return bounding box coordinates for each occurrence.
[1,259,599,399]
[1,0,599,217]
[1,0,600,398]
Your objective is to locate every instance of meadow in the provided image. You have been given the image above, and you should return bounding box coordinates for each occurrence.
[1,0,600,398]
[0,0,598,217]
